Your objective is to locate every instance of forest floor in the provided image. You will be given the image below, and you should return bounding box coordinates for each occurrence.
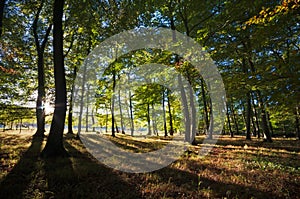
[0,130,299,199]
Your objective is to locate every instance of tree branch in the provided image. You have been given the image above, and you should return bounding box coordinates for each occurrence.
[32,0,45,51]
[63,30,76,58]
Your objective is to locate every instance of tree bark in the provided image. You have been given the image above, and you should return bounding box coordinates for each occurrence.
[257,91,272,142]
[266,111,274,136]
[67,66,76,134]
[77,37,92,139]
[111,71,116,137]
[251,93,261,138]
[178,73,190,142]
[245,92,252,140]
[162,89,167,137]
[188,80,197,144]
[230,101,239,135]
[147,103,151,135]
[167,90,174,136]
[151,103,158,136]
[129,92,134,136]
[118,88,125,134]
[295,107,300,140]
[251,111,257,137]
[85,84,90,132]
[200,79,209,134]
[41,0,68,157]
[226,103,233,137]
[32,0,52,137]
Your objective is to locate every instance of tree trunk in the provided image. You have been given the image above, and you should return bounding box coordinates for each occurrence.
[35,51,46,137]
[32,1,52,137]
[77,65,86,139]
[41,0,68,157]
[178,73,190,142]
[226,103,233,137]
[245,92,252,140]
[147,103,151,135]
[118,88,125,134]
[76,38,91,139]
[200,79,209,134]
[91,108,95,132]
[230,102,239,134]
[67,66,76,135]
[251,111,257,137]
[162,89,167,137]
[188,81,197,144]
[85,84,90,132]
[257,91,272,142]
[129,92,134,136]
[266,111,274,136]
[151,103,158,136]
[251,93,261,138]
[105,103,108,133]
[167,90,174,136]
[111,71,116,137]
[19,118,22,134]
[207,101,213,140]
[295,107,300,140]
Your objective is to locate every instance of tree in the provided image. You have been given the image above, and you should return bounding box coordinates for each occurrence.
[32,0,52,137]
[41,0,68,157]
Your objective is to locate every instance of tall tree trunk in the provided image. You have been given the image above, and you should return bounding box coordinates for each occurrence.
[295,107,300,140]
[129,92,134,136]
[230,102,239,134]
[91,108,95,132]
[85,84,90,132]
[41,0,68,157]
[105,103,108,133]
[266,111,274,136]
[147,103,151,135]
[167,90,174,136]
[32,1,52,137]
[35,51,46,137]
[188,81,197,144]
[178,73,190,142]
[170,17,191,141]
[251,111,257,137]
[77,65,86,139]
[162,89,167,137]
[207,101,213,139]
[0,0,5,38]
[67,66,76,134]
[257,91,272,142]
[226,103,233,137]
[245,92,252,140]
[151,103,158,135]
[201,79,209,135]
[251,93,261,138]
[111,71,116,137]
[118,88,125,134]
[76,37,91,139]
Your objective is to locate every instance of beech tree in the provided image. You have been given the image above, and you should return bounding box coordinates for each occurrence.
[32,0,52,137]
[41,0,68,157]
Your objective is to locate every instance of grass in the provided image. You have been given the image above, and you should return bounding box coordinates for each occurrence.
[0,130,299,198]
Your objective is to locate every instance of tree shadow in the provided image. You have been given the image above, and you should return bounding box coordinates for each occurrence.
[153,165,280,199]
[108,134,167,152]
[213,136,300,153]
[0,136,44,199]
[0,135,142,199]
[50,139,142,199]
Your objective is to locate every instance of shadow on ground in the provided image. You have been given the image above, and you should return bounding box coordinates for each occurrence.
[0,135,141,199]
